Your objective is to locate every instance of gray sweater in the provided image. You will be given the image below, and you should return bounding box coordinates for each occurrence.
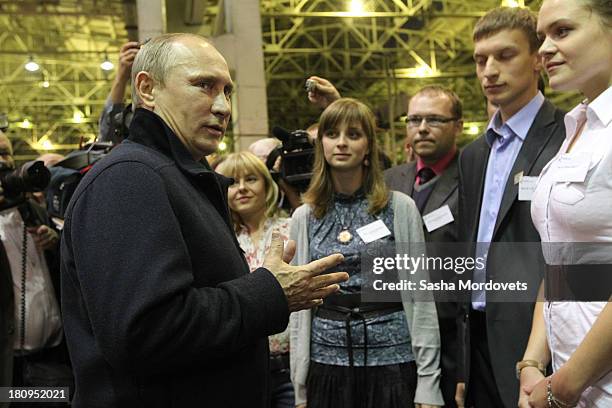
[289,191,444,406]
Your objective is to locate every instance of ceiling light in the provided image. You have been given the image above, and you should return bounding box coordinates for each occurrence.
[25,56,40,72]
[73,111,84,123]
[464,122,484,135]
[18,119,33,129]
[41,140,54,150]
[348,0,365,15]
[414,64,434,78]
[218,141,227,151]
[100,53,114,71]
[41,80,50,88]
[502,0,523,7]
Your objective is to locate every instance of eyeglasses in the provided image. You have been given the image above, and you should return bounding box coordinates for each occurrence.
[405,115,458,128]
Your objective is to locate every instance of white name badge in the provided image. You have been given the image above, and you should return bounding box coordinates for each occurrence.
[423,204,454,232]
[554,152,590,183]
[518,176,539,201]
[357,219,391,244]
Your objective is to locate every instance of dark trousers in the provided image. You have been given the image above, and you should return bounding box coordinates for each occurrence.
[270,369,294,408]
[269,353,294,408]
[11,346,72,407]
[466,310,504,408]
[439,316,458,408]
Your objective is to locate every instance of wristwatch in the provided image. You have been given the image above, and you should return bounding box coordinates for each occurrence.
[516,360,545,379]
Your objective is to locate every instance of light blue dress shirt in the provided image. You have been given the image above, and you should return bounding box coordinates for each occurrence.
[472,92,545,310]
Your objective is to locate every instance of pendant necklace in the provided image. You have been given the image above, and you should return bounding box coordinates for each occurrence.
[335,203,357,244]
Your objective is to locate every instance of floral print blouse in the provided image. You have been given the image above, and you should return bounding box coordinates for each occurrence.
[237,217,291,355]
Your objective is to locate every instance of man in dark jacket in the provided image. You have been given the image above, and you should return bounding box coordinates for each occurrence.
[60,33,347,407]
[458,8,565,408]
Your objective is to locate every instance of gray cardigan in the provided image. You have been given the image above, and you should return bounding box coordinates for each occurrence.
[289,191,444,406]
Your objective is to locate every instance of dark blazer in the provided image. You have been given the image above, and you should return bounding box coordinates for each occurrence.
[61,109,289,407]
[385,153,462,408]
[0,241,14,404]
[458,99,565,408]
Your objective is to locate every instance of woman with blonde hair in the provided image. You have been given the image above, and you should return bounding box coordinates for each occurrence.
[216,151,294,408]
[289,98,443,408]
[518,0,612,407]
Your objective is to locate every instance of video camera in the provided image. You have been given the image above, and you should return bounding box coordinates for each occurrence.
[270,126,314,192]
[106,104,133,144]
[0,161,50,210]
[45,142,113,229]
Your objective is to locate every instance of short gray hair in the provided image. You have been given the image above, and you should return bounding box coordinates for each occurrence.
[130,33,211,107]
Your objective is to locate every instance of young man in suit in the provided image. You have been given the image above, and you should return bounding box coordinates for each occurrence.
[458,8,566,408]
[385,86,464,408]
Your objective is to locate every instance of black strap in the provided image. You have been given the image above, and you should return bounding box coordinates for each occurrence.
[19,223,27,353]
[545,264,612,301]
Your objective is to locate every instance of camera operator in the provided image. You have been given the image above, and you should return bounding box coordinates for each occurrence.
[98,41,140,143]
[248,137,302,212]
[0,131,71,401]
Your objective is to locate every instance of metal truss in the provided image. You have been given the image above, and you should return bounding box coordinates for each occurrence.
[1,0,580,162]
[0,0,129,161]
[260,0,578,162]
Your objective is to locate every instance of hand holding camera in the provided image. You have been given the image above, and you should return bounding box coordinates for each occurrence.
[116,41,140,83]
[28,224,59,251]
[305,76,341,109]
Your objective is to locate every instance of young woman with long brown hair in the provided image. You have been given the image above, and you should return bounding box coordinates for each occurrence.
[289,98,443,408]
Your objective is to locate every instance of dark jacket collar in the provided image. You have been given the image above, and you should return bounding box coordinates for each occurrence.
[128,107,206,175]
[127,108,233,189]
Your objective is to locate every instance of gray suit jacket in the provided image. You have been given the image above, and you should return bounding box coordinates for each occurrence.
[385,153,459,244]
[385,154,465,404]
[458,99,566,408]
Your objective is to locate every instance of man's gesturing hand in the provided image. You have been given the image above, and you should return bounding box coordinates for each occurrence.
[264,232,348,312]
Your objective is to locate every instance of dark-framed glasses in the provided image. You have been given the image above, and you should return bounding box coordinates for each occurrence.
[405,115,458,128]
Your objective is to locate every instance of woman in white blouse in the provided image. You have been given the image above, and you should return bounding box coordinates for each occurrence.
[518,0,612,407]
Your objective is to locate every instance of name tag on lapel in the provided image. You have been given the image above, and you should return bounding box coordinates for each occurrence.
[554,152,590,183]
[357,220,391,243]
[518,176,539,201]
[423,205,454,232]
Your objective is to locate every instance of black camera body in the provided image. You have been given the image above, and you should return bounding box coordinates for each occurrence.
[271,126,314,192]
[0,160,50,212]
[107,103,134,144]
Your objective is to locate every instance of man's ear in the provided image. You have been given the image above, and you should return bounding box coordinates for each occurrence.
[135,71,156,109]
[454,119,464,137]
[533,52,543,74]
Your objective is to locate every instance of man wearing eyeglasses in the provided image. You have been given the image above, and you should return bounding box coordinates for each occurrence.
[385,85,464,408]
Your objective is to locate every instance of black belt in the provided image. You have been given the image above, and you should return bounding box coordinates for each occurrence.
[269,352,289,372]
[545,264,612,301]
[316,294,403,368]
